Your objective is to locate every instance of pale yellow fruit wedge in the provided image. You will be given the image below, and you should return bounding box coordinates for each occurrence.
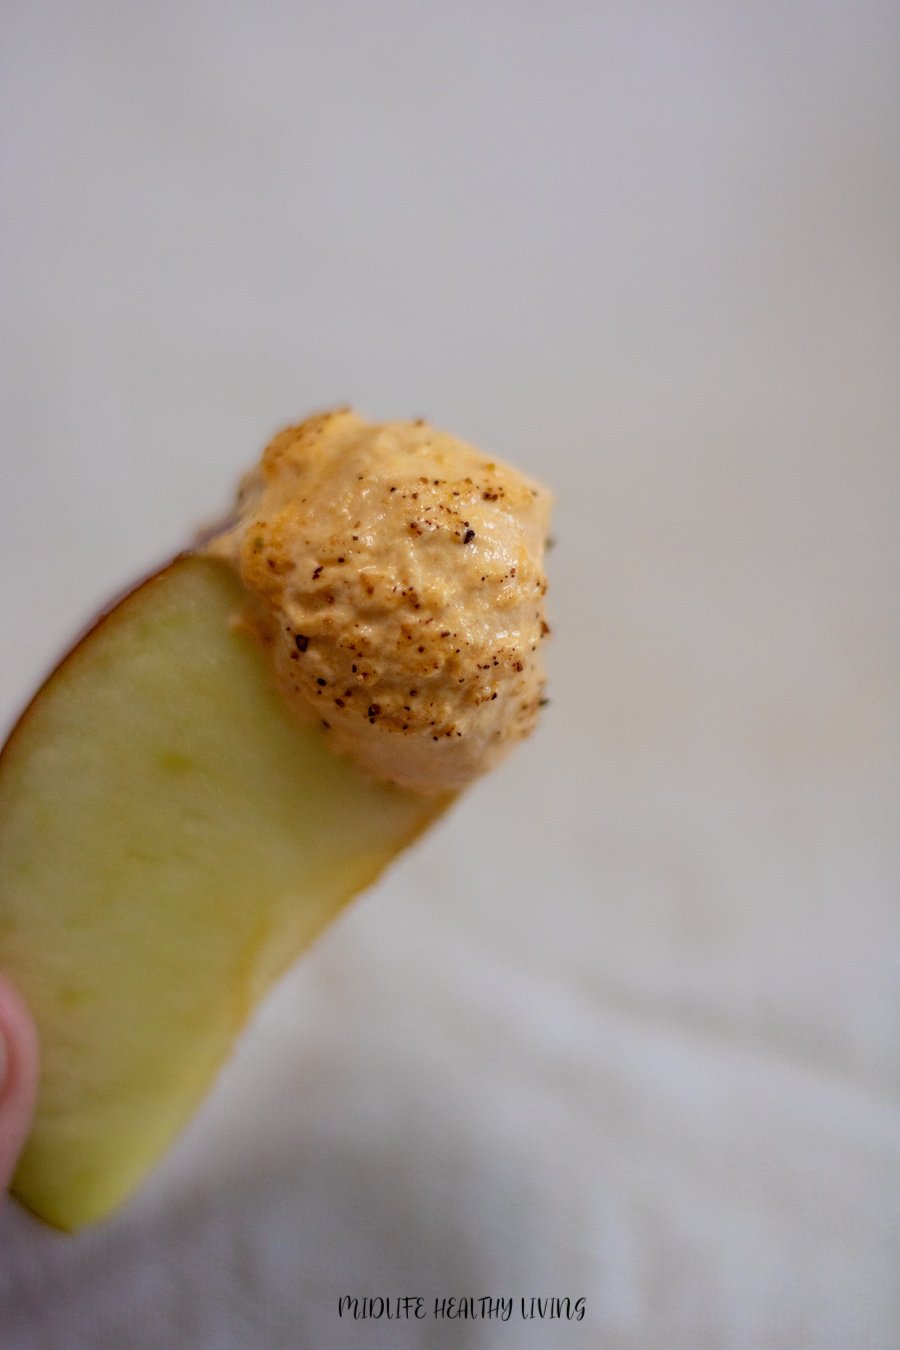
[0,555,451,1231]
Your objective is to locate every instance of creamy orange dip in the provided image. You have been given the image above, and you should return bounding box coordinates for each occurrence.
[206,410,551,793]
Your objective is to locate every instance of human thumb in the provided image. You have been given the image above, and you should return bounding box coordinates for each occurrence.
[0,977,40,1194]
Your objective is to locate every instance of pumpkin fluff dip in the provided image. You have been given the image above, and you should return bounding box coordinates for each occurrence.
[206,410,552,793]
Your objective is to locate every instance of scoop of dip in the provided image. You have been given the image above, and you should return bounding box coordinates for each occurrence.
[206,410,552,793]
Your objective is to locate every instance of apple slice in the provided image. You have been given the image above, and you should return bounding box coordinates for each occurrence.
[0,554,451,1231]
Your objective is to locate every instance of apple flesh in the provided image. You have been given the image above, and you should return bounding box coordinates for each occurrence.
[0,555,451,1231]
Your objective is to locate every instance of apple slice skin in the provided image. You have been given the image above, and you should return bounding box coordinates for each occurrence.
[0,555,452,1231]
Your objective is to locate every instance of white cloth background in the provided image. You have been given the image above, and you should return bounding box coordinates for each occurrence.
[1,3,897,1347]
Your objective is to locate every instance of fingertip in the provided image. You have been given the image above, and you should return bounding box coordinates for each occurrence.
[0,975,40,1192]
